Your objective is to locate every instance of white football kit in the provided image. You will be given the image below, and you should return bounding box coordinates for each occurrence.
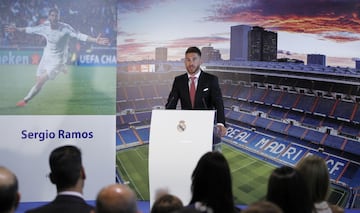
[25,21,88,79]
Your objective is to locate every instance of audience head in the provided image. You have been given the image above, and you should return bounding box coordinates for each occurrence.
[296,155,330,204]
[266,166,312,213]
[242,201,283,213]
[173,208,203,213]
[151,194,183,213]
[0,166,20,213]
[95,184,138,213]
[190,151,235,213]
[49,145,85,192]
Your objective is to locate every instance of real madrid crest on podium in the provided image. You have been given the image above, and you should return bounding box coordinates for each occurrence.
[177,120,186,132]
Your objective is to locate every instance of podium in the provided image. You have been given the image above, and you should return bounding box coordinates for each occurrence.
[148,109,215,206]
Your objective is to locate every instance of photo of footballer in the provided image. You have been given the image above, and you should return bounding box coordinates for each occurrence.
[0,1,117,115]
[5,8,109,107]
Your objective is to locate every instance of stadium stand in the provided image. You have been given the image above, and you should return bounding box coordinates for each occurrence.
[314,97,337,116]
[334,101,356,121]
[141,85,157,98]
[116,60,360,208]
[263,89,282,105]
[279,92,298,109]
[118,128,139,144]
[294,94,316,112]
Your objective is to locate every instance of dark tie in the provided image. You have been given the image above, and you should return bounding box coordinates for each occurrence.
[190,76,196,108]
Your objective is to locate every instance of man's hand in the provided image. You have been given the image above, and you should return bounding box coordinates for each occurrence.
[95,33,110,46]
[216,124,227,137]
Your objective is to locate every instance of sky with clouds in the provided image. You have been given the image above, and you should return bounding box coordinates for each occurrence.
[117,0,360,67]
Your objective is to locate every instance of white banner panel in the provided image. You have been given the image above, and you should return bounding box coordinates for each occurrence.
[149,109,215,206]
[0,115,115,202]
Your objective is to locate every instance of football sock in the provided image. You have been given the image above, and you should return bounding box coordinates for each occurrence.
[24,84,41,102]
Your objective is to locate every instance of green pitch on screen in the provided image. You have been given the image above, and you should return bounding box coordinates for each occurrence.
[116,143,350,206]
[0,65,116,115]
[116,144,274,205]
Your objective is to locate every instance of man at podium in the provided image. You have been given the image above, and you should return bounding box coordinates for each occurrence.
[165,46,226,151]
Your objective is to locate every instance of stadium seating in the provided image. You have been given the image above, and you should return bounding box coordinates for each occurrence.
[314,97,336,116]
[295,94,317,112]
[115,66,360,208]
[333,100,356,121]
[279,92,298,109]
[263,89,282,105]
[141,85,157,98]
[117,129,138,144]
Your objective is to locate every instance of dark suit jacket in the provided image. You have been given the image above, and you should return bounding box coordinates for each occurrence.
[166,71,225,126]
[25,195,93,213]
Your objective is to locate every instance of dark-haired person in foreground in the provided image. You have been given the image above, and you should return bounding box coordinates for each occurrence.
[186,151,240,213]
[26,145,93,213]
[266,166,312,213]
[296,155,344,213]
[166,46,226,151]
[151,193,183,213]
[242,200,283,213]
[0,166,20,213]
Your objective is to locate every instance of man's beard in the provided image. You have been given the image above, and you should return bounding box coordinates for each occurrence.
[187,65,200,74]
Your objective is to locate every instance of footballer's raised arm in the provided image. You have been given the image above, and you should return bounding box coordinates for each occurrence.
[87,33,110,46]
[5,25,26,33]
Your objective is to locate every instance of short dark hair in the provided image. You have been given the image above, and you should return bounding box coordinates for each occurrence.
[242,201,283,213]
[151,194,183,213]
[49,145,82,190]
[173,208,203,213]
[266,166,312,213]
[0,167,19,212]
[185,47,201,57]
